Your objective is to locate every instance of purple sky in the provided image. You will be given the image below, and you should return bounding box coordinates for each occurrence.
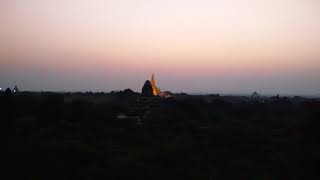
[1,0,320,95]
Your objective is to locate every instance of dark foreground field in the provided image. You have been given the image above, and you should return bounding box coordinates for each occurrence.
[2,90,320,179]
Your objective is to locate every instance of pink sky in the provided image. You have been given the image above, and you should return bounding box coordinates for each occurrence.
[1,0,320,94]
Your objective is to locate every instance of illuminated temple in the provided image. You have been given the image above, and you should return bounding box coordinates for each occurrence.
[150,73,161,96]
[149,73,172,98]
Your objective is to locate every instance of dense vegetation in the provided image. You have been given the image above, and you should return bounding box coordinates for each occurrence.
[2,90,320,179]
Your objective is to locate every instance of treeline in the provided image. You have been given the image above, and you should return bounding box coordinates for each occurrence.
[1,91,320,179]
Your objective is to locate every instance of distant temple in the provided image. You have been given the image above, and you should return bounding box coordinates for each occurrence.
[150,73,161,96]
[13,85,19,93]
[142,73,172,98]
[142,80,154,97]
[150,73,172,98]
[251,91,260,99]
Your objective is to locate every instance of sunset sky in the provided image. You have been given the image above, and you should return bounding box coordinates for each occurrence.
[1,0,319,95]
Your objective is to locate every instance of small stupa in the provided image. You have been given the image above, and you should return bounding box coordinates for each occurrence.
[13,85,19,93]
[251,91,260,99]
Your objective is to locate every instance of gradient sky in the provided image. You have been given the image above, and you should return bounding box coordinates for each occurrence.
[1,0,320,95]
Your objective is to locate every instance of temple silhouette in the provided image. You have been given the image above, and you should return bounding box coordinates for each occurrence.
[142,73,172,98]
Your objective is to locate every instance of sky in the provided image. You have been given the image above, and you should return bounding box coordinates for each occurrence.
[0,0,320,95]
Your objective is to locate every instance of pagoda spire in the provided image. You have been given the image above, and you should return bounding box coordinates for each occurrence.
[150,73,161,96]
[151,73,155,86]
